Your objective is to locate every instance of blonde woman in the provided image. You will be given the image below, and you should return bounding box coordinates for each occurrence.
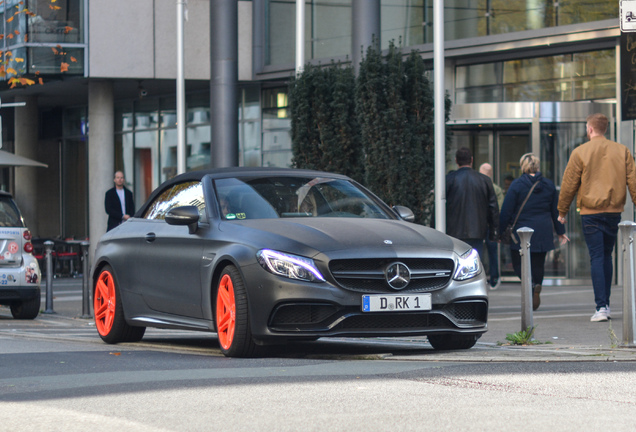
[499,153,569,310]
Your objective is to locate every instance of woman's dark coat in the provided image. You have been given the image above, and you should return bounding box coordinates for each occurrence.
[499,172,565,251]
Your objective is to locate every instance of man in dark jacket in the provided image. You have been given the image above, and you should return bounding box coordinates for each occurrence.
[105,171,135,231]
[446,147,499,258]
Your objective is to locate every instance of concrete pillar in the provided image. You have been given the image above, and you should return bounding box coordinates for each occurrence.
[352,0,380,74]
[88,80,114,259]
[14,96,39,233]
[210,0,239,168]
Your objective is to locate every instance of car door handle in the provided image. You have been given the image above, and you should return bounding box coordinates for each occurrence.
[145,233,156,242]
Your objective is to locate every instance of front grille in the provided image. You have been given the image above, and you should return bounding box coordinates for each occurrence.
[329,258,454,293]
[333,312,451,330]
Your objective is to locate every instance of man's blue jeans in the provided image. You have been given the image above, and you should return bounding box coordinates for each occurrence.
[581,213,621,311]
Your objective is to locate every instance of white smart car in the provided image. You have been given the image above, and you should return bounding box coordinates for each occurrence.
[0,191,41,319]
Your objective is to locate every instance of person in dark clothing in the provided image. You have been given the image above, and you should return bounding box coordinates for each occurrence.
[446,147,499,259]
[500,153,568,310]
[105,170,135,231]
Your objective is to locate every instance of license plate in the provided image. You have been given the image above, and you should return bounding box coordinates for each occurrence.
[362,293,432,312]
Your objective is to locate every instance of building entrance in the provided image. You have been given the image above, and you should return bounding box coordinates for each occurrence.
[449,124,566,282]
[448,101,623,284]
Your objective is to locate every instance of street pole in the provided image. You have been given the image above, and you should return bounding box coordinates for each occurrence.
[296,0,305,75]
[434,0,446,233]
[176,0,187,175]
[619,221,636,347]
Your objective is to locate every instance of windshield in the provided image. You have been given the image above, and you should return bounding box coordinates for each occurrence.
[214,176,392,220]
[0,196,24,227]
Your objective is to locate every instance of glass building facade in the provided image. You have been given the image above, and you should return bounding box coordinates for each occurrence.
[5,0,623,283]
[0,0,85,79]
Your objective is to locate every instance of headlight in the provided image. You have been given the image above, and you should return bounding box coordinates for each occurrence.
[257,249,325,282]
[453,249,481,281]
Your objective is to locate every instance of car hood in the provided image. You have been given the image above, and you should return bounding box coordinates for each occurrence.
[220,217,458,258]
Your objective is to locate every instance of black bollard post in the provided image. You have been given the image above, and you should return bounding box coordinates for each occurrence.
[43,240,55,314]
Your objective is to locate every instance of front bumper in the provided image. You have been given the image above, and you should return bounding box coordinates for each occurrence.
[242,263,488,341]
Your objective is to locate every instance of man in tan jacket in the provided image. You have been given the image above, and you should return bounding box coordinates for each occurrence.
[558,113,636,322]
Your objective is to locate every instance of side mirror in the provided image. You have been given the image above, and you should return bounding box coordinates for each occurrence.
[165,206,200,234]
[393,205,415,223]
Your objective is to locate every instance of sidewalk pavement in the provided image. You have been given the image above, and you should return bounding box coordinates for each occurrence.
[391,281,636,362]
[10,277,636,362]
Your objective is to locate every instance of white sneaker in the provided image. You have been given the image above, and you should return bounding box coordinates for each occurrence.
[591,307,609,322]
[606,306,611,319]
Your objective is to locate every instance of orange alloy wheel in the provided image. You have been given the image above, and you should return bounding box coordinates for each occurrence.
[94,270,117,336]
[216,274,237,350]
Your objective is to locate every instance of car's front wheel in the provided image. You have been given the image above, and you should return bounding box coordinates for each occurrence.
[94,265,145,344]
[215,265,257,357]
[428,333,479,350]
[10,289,40,319]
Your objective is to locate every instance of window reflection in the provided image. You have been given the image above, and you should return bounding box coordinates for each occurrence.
[266,0,351,66]
[144,182,205,221]
[456,49,615,103]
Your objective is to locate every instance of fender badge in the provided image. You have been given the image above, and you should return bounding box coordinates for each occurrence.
[384,240,393,245]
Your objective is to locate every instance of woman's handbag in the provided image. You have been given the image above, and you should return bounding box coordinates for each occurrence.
[500,181,539,245]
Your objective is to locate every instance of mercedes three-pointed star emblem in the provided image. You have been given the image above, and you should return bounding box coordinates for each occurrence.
[385,262,411,290]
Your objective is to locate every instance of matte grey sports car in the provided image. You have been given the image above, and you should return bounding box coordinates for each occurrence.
[92,168,487,357]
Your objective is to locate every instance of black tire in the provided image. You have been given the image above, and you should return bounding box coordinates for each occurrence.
[94,265,145,344]
[428,333,479,350]
[10,289,41,319]
[214,265,258,357]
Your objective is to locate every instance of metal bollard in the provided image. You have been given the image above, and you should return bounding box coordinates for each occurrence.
[42,240,55,314]
[517,227,534,333]
[80,241,91,318]
[619,221,636,347]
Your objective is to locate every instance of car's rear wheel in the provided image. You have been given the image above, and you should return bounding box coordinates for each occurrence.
[94,265,145,344]
[428,333,479,350]
[10,289,40,319]
[215,265,257,357]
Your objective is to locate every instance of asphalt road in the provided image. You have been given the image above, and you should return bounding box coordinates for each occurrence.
[1,278,636,431]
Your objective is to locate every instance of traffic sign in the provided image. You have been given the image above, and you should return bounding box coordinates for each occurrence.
[621,1,636,32]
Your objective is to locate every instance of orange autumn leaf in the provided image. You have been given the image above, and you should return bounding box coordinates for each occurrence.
[51,47,59,55]
[38,77,44,85]
[19,77,35,86]
[14,57,24,62]
[70,56,77,63]
[6,16,13,22]
[6,34,13,39]
[7,67,17,74]
[60,62,69,72]
[14,30,20,35]
[64,26,73,34]
[0,35,4,40]
[24,34,28,42]
[49,5,61,10]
